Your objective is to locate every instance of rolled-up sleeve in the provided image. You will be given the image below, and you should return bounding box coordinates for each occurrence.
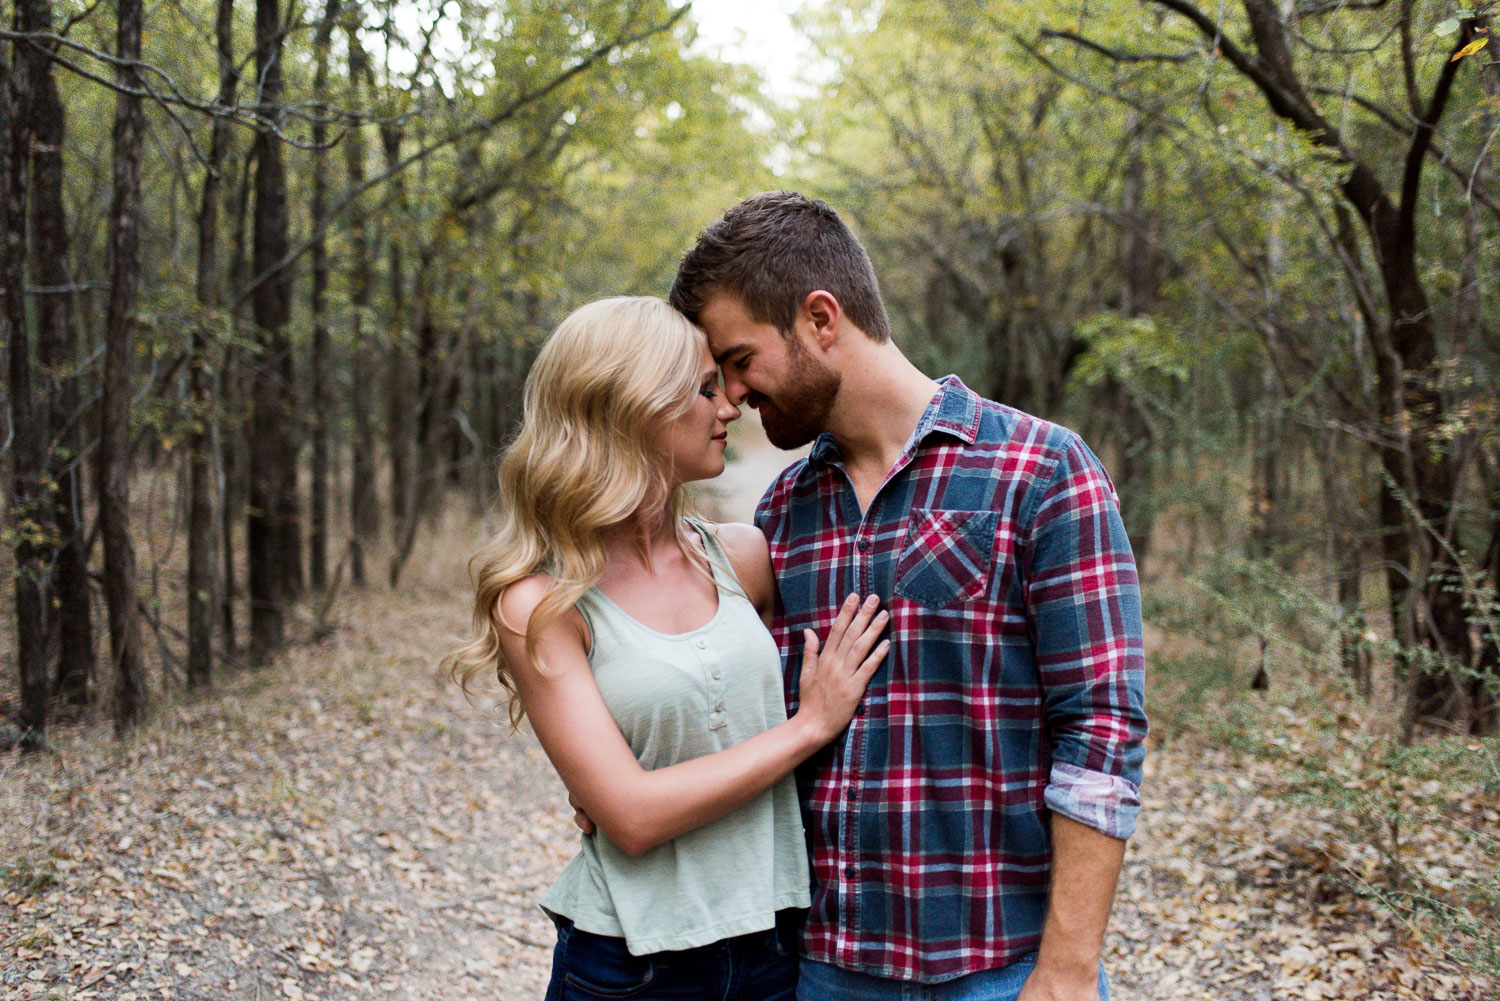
[1023,435,1148,840]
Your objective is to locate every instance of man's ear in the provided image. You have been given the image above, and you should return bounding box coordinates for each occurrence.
[803,289,841,349]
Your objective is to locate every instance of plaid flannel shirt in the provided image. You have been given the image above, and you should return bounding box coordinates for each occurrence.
[754,376,1147,983]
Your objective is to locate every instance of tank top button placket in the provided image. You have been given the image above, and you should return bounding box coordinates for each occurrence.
[698,635,727,731]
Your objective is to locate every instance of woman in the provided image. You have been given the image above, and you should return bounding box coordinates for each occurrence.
[447,297,888,1001]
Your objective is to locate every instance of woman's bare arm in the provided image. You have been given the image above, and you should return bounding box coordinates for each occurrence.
[501,576,884,857]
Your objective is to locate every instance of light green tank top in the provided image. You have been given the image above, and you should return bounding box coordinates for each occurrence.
[538,519,810,955]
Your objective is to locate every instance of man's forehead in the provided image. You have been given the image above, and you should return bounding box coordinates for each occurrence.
[700,296,774,359]
[703,323,737,351]
[699,291,758,329]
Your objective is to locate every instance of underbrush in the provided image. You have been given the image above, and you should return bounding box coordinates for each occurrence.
[1145,549,1500,989]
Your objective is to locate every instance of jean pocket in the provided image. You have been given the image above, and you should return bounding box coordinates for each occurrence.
[562,927,655,998]
[894,509,1000,609]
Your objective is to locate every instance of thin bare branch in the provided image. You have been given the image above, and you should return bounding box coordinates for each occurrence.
[1297,0,1391,16]
[1037,28,1197,64]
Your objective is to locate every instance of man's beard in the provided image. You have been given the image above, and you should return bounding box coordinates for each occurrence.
[756,336,841,450]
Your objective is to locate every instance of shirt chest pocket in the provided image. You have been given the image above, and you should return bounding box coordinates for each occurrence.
[893,509,1001,609]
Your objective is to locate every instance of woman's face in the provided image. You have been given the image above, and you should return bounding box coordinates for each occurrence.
[656,345,741,484]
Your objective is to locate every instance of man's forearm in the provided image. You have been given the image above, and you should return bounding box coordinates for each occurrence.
[1019,812,1127,1000]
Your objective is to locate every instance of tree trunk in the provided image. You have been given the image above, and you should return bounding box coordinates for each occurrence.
[1470,41,1500,737]
[1249,368,1286,560]
[388,323,465,588]
[1317,423,1372,698]
[1250,120,1291,565]
[1353,192,1478,733]
[345,22,377,588]
[413,245,441,517]
[1479,460,1500,735]
[102,0,149,729]
[17,0,97,707]
[470,333,490,514]
[1111,114,1158,565]
[188,0,237,687]
[380,123,413,547]
[3,19,50,750]
[307,0,342,594]
[248,0,298,659]
[221,146,257,655]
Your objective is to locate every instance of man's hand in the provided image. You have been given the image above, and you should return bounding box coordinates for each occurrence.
[1015,960,1100,1001]
[569,791,596,835]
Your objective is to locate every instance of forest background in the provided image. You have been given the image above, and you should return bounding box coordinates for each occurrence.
[1,0,1498,997]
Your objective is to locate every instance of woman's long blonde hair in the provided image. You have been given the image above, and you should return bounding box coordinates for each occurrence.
[447,296,711,726]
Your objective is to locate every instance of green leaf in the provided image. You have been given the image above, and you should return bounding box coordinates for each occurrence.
[1435,18,1460,35]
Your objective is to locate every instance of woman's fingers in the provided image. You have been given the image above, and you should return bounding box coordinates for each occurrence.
[848,610,889,660]
[815,594,888,670]
[832,595,878,655]
[822,594,860,651]
[856,640,890,682]
[797,600,891,739]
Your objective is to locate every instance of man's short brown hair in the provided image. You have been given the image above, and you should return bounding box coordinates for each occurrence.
[670,191,891,343]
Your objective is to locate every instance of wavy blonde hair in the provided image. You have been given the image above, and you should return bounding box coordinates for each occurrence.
[447,296,713,726]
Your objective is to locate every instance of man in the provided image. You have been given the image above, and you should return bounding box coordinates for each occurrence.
[667,192,1147,1001]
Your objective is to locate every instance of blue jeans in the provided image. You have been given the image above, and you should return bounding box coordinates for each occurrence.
[795,954,1109,1001]
[544,912,800,1001]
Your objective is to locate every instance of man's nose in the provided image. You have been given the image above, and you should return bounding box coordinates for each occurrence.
[722,372,750,406]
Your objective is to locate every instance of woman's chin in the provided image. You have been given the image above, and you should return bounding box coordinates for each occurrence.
[690,459,727,483]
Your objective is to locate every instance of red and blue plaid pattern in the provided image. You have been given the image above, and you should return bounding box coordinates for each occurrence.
[755,376,1147,984]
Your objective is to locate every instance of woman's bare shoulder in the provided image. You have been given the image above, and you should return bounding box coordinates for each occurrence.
[497,572,589,649]
[704,521,774,609]
[496,571,553,630]
[710,521,770,563]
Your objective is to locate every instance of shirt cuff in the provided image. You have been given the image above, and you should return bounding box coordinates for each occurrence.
[1043,761,1141,840]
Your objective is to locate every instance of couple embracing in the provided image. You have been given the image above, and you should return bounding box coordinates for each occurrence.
[449,192,1148,1001]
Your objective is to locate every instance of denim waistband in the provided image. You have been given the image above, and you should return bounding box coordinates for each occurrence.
[553,908,803,960]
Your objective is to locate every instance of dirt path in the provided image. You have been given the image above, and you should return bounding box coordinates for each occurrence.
[2,428,1490,1000]
[1,546,574,1001]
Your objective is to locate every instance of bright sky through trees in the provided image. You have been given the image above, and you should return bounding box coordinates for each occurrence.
[688,0,833,103]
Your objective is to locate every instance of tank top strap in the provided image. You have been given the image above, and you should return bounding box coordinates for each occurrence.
[684,517,744,595]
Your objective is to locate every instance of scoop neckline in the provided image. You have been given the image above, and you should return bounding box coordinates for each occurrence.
[584,584,728,640]
[586,519,730,640]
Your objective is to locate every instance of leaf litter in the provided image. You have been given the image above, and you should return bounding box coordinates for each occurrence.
[1,529,1495,1000]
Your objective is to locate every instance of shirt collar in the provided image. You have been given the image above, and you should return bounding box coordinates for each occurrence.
[805,374,980,471]
[923,374,982,445]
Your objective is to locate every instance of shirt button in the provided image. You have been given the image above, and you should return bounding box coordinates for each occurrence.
[844,865,855,879]
[856,538,870,552]
[715,700,725,712]
[854,703,865,717]
[695,638,708,649]
[846,788,856,801]
[711,668,723,680]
